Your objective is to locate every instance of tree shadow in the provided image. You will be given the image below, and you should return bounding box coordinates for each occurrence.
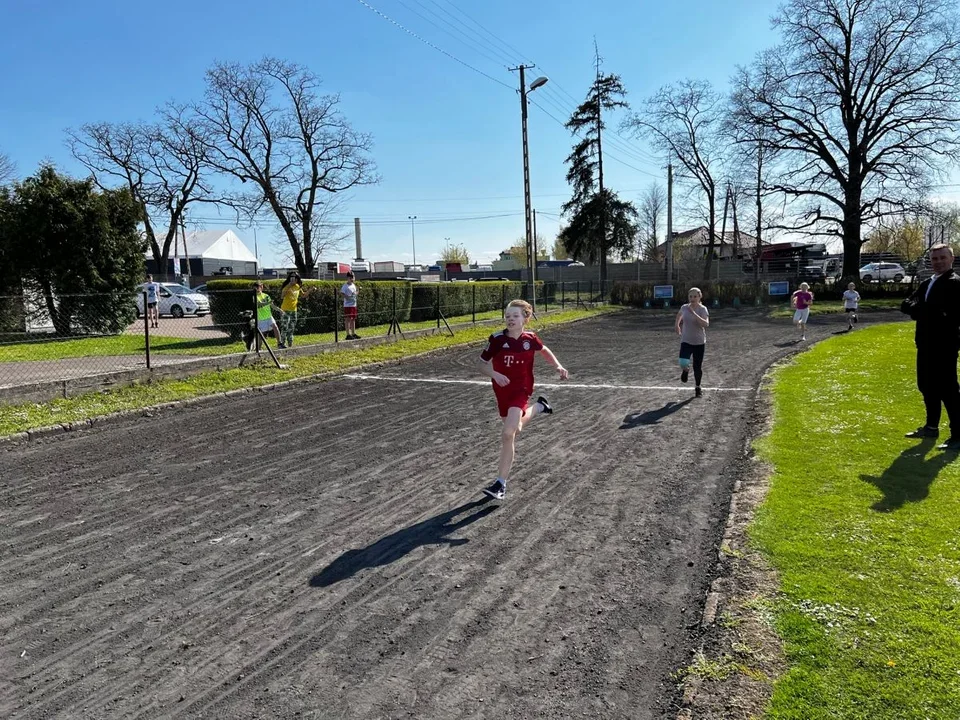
[620,398,694,429]
[309,497,497,587]
[861,439,951,512]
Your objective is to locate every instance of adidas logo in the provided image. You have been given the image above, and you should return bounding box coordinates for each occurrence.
[503,342,510,348]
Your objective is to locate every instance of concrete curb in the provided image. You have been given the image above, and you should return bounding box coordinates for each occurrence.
[0,308,615,448]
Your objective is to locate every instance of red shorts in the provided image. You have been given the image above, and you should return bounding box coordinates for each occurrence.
[343,306,357,319]
[493,384,531,418]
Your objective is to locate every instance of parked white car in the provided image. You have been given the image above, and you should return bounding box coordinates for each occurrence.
[135,283,210,318]
[859,262,905,283]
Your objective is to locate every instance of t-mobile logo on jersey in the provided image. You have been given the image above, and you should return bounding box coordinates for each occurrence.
[502,355,515,367]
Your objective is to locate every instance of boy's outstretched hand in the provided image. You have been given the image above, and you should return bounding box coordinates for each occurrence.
[557,366,570,380]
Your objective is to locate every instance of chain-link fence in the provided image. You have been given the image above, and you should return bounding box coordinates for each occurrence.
[0,281,615,397]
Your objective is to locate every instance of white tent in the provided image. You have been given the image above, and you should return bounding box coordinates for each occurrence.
[149,229,258,276]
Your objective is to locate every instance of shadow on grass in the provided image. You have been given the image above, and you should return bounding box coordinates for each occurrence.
[309,497,497,587]
[861,438,951,512]
[150,337,238,353]
[620,398,694,429]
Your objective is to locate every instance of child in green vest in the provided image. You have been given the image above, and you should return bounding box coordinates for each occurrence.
[254,281,283,347]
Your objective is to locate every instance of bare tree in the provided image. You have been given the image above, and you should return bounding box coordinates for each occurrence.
[67,107,213,276]
[627,79,726,279]
[195,57,378,276]
[733,0,960,276]
[638,183,667,261]
[0,152,16,185]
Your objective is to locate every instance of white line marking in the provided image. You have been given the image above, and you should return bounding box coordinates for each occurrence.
[343,373,753,393]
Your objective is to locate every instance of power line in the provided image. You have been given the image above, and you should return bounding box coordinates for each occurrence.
[354,0,514,90]
[414,0,519,67]
[391,0,512,69]
[434,0,534,67]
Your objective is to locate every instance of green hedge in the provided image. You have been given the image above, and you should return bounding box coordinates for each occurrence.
[611,278,913,307]
[410,281,533,322]
[205,279,415,336]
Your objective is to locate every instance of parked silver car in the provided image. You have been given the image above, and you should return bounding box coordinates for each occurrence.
[135,283,210,318]
[859,262,905,283]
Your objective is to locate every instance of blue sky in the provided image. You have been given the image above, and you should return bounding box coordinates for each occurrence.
[2,0,784,267]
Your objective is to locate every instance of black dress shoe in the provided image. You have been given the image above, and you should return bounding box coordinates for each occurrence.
[938,437,960,451]
[905,426,939,439]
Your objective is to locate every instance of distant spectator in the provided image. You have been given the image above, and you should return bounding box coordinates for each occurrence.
[279,271,304,348]
[341,272,359,340]
[254,281,283,348]
[145,274,160,328]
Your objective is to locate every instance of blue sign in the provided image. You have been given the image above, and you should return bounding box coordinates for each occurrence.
[768,281,790,296]
[653,285,674,299]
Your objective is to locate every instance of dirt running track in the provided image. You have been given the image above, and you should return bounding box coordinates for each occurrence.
[0,309,901,719]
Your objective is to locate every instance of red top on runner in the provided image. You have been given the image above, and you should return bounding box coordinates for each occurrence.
[480,330,544,396]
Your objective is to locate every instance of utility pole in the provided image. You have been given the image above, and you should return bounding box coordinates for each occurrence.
[755,139,763,287]
[719,184,731,281]
[533,208,539,264]
[666,162,674,283]
[512,63,538,310]
[180,217,190,280]
[595,49,607,286]
[408,216,417,267]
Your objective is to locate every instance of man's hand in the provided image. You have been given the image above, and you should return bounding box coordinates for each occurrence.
[493,372,510,387]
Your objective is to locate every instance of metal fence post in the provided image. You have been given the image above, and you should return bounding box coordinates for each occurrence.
[588,279,594,304]
[576,281,580,308]
[472,284,476,324]
[333,284,339,343]
[436,284,441,328]
[561,282,566,311]
[143,290,151,369]
[501,284,506,317]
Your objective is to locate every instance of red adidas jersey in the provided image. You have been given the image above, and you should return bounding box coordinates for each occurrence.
[480,330,544,394]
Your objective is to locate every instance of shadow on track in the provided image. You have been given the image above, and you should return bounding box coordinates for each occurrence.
[620,398,694,429]
[860,438,951,512]
[309,498,497,587]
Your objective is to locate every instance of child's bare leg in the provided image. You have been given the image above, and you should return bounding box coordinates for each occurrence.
[517,401,543,433]
[498,407,524,481]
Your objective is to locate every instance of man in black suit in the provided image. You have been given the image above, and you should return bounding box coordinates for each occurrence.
[901,244,960,450]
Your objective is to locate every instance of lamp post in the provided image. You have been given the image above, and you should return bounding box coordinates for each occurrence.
[512,65,549,311]
[408,215,417,267]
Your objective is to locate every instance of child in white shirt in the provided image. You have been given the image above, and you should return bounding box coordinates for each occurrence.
[842,282,860,330]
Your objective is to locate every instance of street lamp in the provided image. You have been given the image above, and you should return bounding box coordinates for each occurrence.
[408,215,417,266]
[512,66,549,311]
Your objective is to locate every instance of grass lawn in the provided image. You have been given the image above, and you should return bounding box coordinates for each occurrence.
[752,322,960,719]
[0,307,580,362]
[0,307,613,437]
[768,297,906,319]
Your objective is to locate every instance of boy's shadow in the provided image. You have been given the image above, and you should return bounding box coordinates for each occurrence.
[620,398,694,429]
[861,439,951,512]
[309,498,497,587]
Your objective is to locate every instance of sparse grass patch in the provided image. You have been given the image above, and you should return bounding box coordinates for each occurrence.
[0,307,614,437]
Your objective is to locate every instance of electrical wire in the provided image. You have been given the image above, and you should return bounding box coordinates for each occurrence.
[433,0,535,67]
[391,0,512,69]
[353,0,514,91]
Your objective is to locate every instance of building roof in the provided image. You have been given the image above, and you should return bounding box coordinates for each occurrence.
[655,226,761,252]
[148,229,257,263]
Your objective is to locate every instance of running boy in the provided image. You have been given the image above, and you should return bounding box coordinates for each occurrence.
[479,299,569,500]
[791,282,814,341]
[842,281,860,330]
[675,287,710,398]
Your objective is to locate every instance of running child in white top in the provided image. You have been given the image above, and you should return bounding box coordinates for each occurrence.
[842,282,860,331]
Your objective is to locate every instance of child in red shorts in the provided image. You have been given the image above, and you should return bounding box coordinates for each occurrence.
[479,299,569,500]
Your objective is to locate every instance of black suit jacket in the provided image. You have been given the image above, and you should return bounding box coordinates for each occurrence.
[901,271,960,350]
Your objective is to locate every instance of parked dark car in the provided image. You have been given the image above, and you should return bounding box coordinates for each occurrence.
[798,265,826,282]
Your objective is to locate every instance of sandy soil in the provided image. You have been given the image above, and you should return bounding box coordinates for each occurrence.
[0,309,897,719]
